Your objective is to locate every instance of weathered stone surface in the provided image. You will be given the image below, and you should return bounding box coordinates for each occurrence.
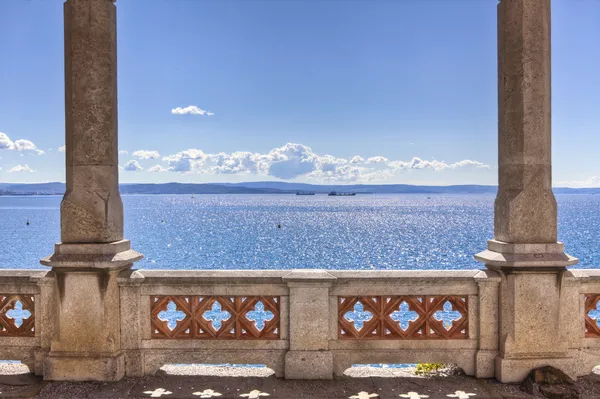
[495,0,555,244]
[44,352,125,382]
[41,267,127,381]
[64,0,118,168]
[285,272,333,352]
[284,351,333,379]
[51,270,122,353]
[61,0,122,243]
[61,165,123,243]
[493,271,575,382]
[475,349,497,379]
[41,240,143,269]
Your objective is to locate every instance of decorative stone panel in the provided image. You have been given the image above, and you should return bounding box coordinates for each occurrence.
[585,294,600,337]
[338,295,468,340]
[0,295,35,337]
[151,296,280,339]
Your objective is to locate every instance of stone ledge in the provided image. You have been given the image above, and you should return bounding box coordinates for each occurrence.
[475,250,579,268]
[282,270,337,283]
[40,240,143,270]
[487,240,566,254]
[330,270,484,279]
[475,240,578,269]
[44,352,125,381]
[329,339,478,350]
[141,339,289,350]
[138,269,289,285]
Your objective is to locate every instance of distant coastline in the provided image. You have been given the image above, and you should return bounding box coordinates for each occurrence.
[0,182,597,196]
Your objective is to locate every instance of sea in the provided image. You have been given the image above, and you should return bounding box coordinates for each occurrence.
[0,193,599,270]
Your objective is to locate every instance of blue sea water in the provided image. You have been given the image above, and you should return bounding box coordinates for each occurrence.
[0,194,598,270]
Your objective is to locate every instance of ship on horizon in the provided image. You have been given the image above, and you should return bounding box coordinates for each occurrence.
[328,191,356,196]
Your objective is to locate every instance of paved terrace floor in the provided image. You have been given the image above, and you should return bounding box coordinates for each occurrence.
[1,365,600,399]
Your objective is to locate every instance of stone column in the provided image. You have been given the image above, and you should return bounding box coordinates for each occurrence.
[283,270,336,379]
[40,0,142,381]
[475,0,578,383]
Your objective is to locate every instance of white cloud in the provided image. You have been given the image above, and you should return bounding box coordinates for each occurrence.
[171,106,214,116]
[58,145,66,152]
[155,143,489,182]
[555,176,600,188]
[9,164,34,173]
[388,157,489,172]
[148,164,170,172]
[119,150,128,156]
[366,156,389,164]
[15,139,44,155]
[163,148,208,172]
[0,132,15,150]
[132,150,160,160]
[123,160,143,171]
[0,133,44,154]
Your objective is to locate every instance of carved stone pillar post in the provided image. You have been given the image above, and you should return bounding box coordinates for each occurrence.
[475,0,578,383]
[40,0,142,381]
[283,270,336,379]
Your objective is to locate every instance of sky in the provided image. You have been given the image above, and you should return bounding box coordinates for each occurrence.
[0,0,599,187]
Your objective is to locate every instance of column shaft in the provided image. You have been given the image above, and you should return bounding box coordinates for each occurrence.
[62,0,122,243]
[495,0,555,244]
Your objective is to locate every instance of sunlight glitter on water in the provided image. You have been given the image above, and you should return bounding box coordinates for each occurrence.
[0,193,597,270]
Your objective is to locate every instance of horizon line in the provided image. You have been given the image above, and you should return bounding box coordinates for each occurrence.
[1,181,599,190]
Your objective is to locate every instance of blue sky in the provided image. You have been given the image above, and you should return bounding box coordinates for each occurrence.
[0,0,598,186]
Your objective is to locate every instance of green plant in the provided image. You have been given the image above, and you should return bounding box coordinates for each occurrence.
[415,363,444,375]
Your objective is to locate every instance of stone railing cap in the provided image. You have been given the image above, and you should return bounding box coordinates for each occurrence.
[282,269,337,282]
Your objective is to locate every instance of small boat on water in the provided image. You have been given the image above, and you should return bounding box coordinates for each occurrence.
[328,191,356,196]
[296,191,315,196]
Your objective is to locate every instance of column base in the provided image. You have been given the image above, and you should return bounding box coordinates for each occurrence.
[475,349,498,378]
[476,239,579,383]
[43,352,125,381]
[123,350,144,377]
[285,351,333,380]
[495,356,576,383]
[475,240,578,269]
[40,239,143,269]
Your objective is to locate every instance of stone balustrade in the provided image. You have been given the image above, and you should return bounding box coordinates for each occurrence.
[1,268,599,381]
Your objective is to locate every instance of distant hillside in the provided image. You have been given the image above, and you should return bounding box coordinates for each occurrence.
[0,181,598,196]
[119,183,287,195]
[0,182,66,195]
[223,182,499,194]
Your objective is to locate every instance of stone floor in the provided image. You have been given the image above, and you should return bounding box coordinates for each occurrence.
[0,365,600,398]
